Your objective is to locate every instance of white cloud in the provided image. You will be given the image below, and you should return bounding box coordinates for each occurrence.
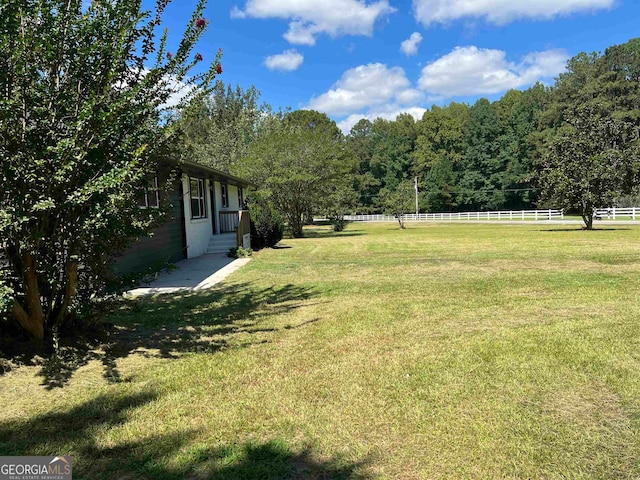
[264,49,304,71]
[395,88,424,104]
[418,46,568,96]
[307,63,422,116]
[413,0,615,26]
[231,0,396,45]
[230,6,246,19]
[400,32,423,56]
[306,63,429,133]
[123,69,193,111]
[162,77,194,110]
[283,21,318,45]
[309,45,569,134]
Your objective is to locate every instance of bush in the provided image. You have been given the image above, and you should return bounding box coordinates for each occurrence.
[227,246,253,258]
[330,216,347,232]
[251,206,284,249]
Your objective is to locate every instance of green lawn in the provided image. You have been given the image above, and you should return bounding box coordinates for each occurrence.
[2,223,640,479]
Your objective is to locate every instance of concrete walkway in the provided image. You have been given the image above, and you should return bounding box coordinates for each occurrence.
[125,254,251,296]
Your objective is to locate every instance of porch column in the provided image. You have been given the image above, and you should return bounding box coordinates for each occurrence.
[212,180,221,235]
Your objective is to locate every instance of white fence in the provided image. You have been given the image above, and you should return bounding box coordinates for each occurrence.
[343,209,564,223]
[594,207,639,220]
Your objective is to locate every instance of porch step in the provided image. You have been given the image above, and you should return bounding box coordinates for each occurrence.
[206,233,237,254]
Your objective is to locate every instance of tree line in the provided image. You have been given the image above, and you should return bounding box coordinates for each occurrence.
[182,37,640,231]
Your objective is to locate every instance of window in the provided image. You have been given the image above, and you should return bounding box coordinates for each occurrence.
[190,177,207,219]
[237,187,244,208]
[221,183,229,208]
[138,176,159,209]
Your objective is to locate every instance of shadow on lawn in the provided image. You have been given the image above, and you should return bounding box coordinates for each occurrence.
[1,281,319,389]
[539,227,632,232]
[299,230,366,239]
[192,440,370,480]
[0,390,369,480]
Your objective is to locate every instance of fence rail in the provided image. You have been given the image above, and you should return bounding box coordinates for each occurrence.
[342,209,565,223]
[594,207,639,220]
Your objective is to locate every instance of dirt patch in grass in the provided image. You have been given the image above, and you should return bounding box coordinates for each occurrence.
[543,382,630,430]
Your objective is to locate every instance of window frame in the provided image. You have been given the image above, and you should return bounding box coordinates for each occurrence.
[237,187,244,209]
[221,183,229,208]
[138,176,160,209]
[190,177,207,220]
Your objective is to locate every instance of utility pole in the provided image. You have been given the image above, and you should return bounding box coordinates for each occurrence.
[414,176,419,215]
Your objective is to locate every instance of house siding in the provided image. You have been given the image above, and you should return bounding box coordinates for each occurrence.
[114,186,186,274]
[214,182,241,212]
[227,184,241,210]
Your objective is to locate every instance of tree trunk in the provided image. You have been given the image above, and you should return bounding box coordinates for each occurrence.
[11,253,45,340]
[54,260,78,328]
[12,300,44,340]
[291,221,304,238]
[582,205,594,230]
[291,205,304,237]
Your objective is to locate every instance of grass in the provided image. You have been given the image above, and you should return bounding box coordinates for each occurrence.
[2,222,640,479]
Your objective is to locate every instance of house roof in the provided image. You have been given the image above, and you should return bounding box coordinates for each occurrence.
[179,159,253,188]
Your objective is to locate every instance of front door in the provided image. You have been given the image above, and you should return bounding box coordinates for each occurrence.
[210,182,216,234]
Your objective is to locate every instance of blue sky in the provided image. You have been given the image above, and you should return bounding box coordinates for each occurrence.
[154,0,640,132]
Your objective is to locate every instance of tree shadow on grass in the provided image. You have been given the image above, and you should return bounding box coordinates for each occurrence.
[298,230,366,239]
[1,281,321,389]
[0,390,369,480]
[539,227,632,232]
[0,322,40,374]
[0,390,170,476]
[201,440,371,480]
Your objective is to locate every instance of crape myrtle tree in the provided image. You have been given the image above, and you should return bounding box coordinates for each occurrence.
[0,0,221,343]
